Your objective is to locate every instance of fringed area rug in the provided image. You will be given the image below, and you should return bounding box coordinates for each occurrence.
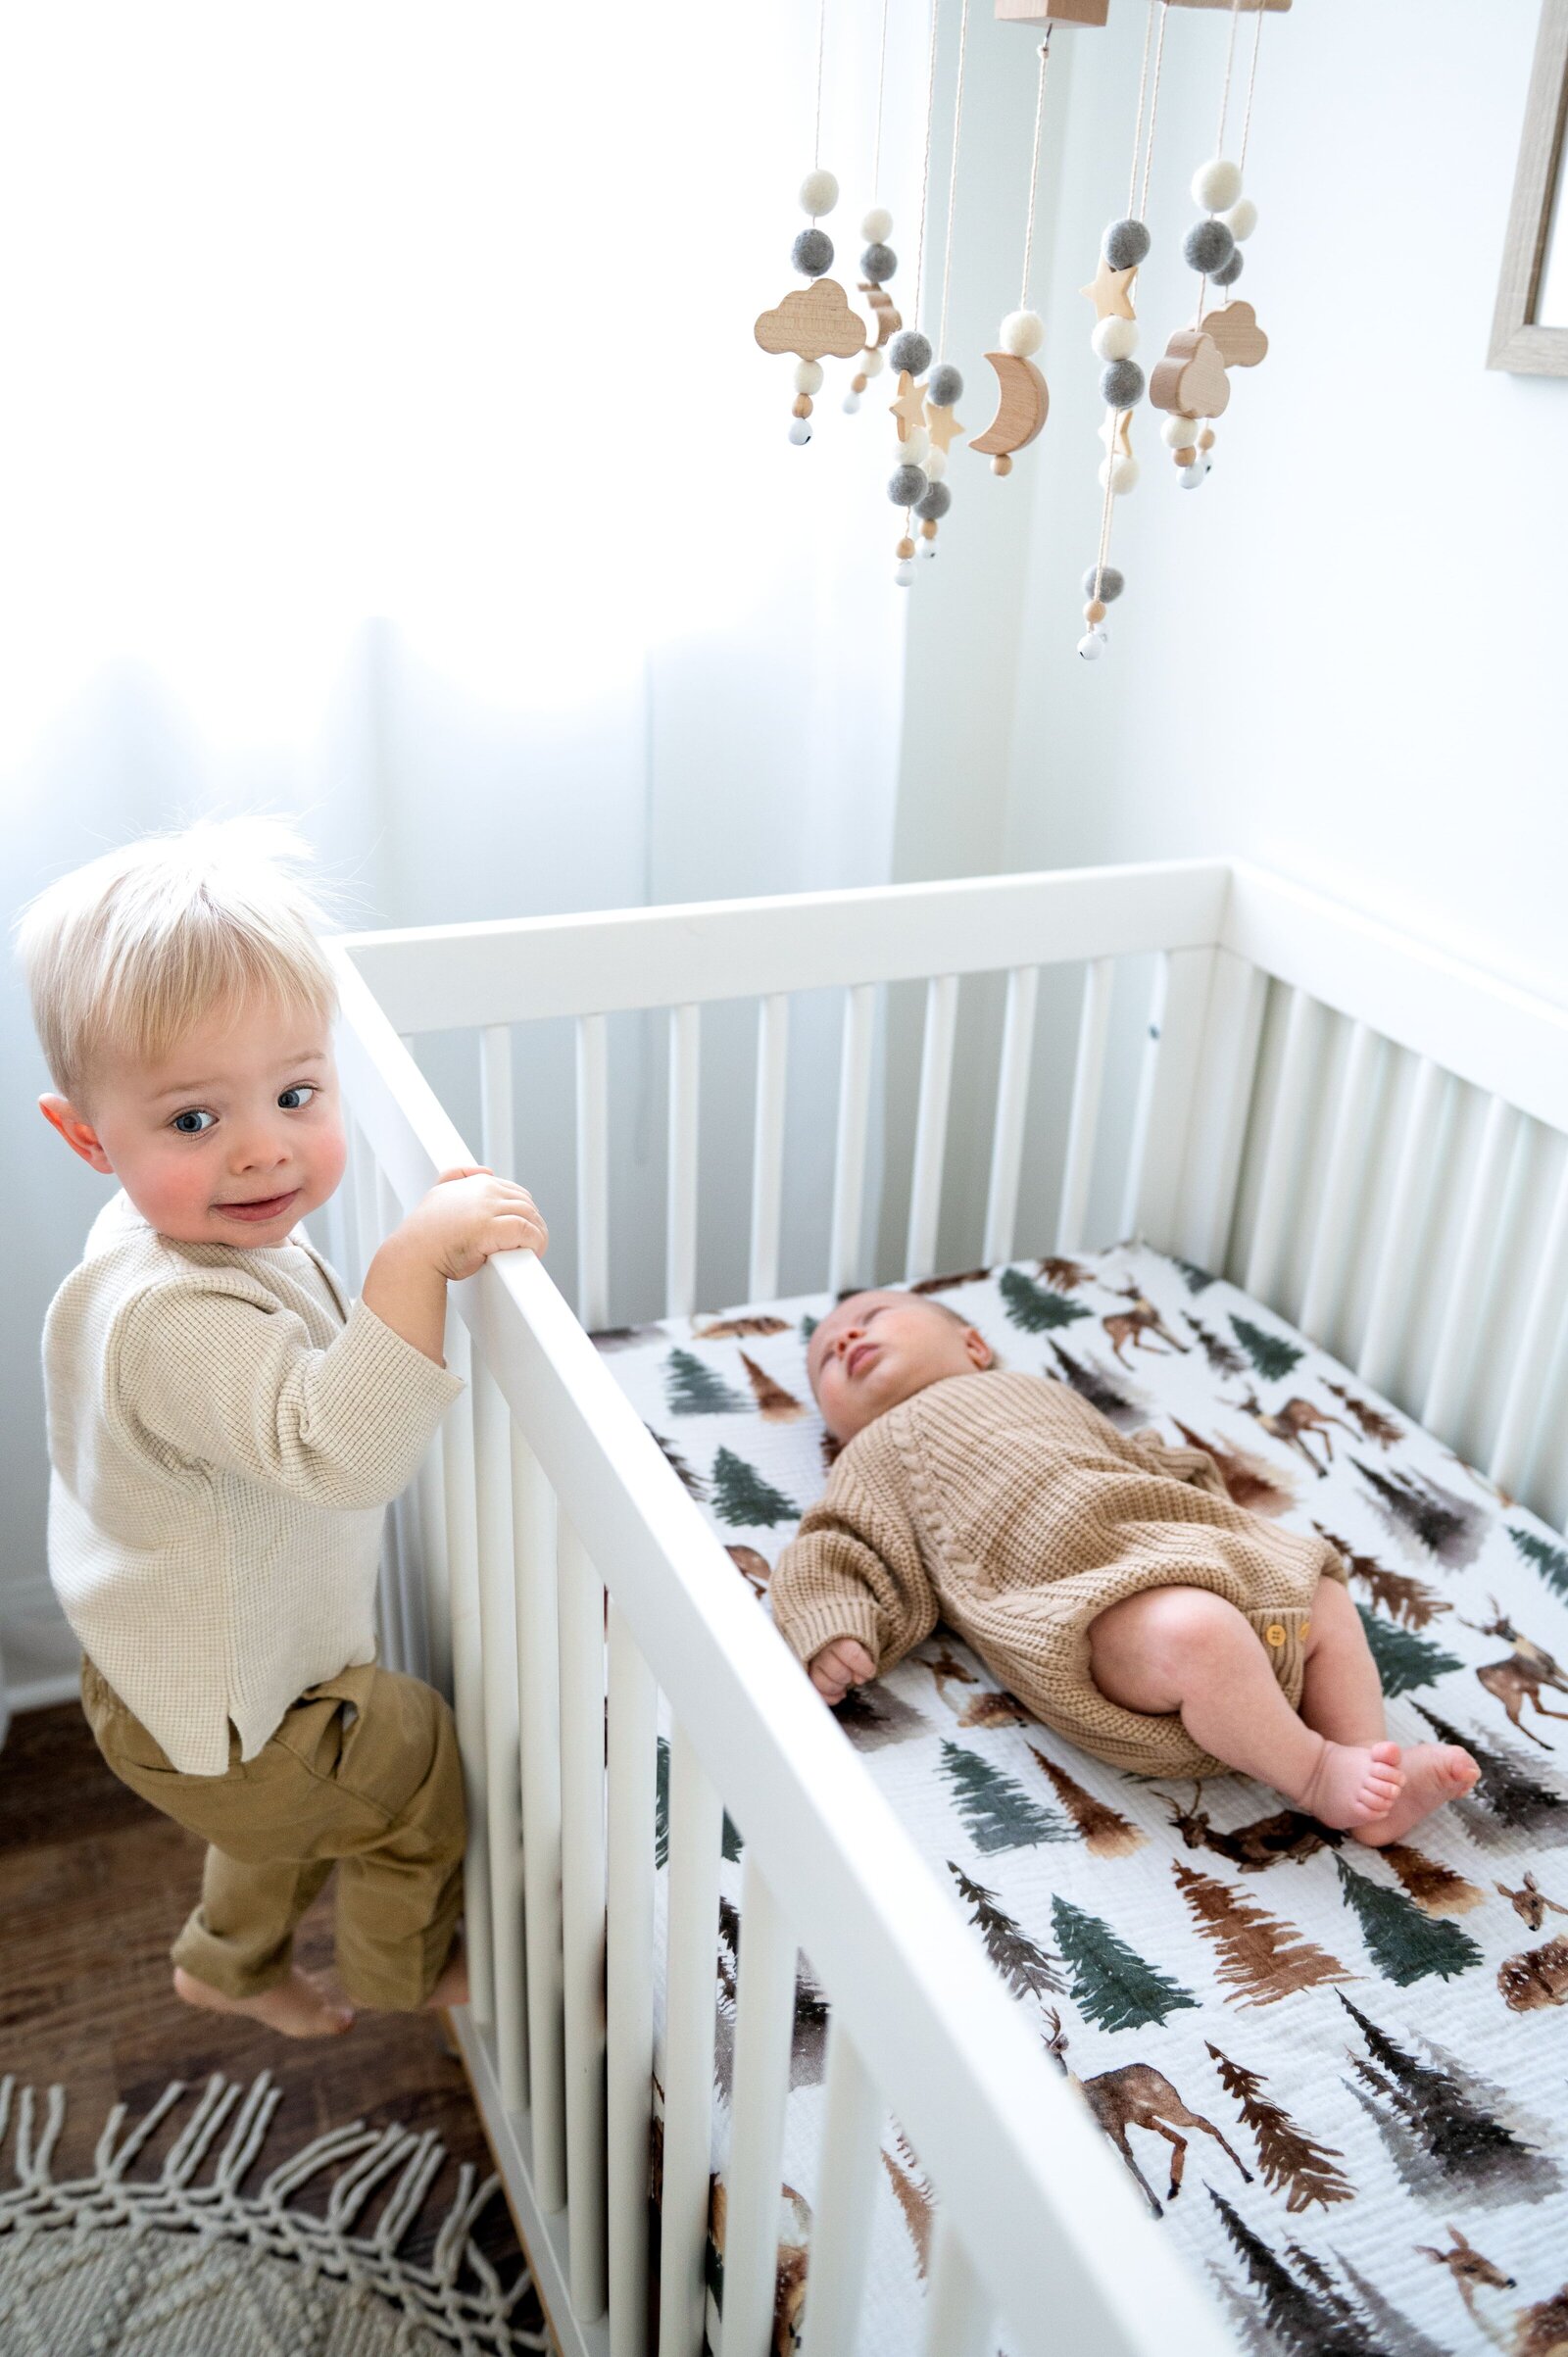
[0,2070,546,2356]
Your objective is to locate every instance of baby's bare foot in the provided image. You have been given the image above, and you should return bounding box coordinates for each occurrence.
[1299,1738,1404,1830]
[423,1940,468,2012]
[1351,1743,1478,1847]
[172,1964,354,2038]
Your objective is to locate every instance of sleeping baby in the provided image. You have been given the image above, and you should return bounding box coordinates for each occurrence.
[769,1290,1478,1843]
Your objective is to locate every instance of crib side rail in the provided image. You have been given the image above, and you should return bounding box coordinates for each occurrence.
[330,947,1226,2357]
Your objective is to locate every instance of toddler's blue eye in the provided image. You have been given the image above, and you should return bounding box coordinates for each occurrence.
[277,1085,317,1110]
[172,1108,216,1135]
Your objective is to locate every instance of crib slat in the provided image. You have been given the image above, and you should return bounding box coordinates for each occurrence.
[667,1003,702,1319]
[718,1858,797,2357]
[983,965,1040,1267]
[1489,1154,1568,1498]
[1297,1020,1378,1344]
[1243,987,1317,1306]
[472,1360,528,2114]
[375,1166,422,1679]
[658,1726,724,2357]
[1119,955,1171,1245]
[416,1431,453,1700]
[749,994,790,1302]
[1356,1056,1445,1396]
[1056,958,1114,1254]
[1423,1093,1516,1439]
[606,1604,658,2357]
[1168,949,1266,1272]
[1129,948,1218,1252]
[479,1022,514,1178]
[829,984,877,1296]
[351,1117,382,1293]
[440,1317,493,2030]
[512,1430,565,2214]
[577,1012,611,1332]
[921,2221,992,2357]
[796,2023,881,2357]
[906,974,960,1284]
[558,1516,610,2319]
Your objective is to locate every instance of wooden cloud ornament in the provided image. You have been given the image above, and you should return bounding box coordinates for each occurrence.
[755,280,868,363]
[1148,327,1231,418]
[1202,298,1268,368]
[970,352,1050,468]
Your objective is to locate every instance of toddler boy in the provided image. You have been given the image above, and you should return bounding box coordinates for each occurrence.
[19,819,545,2038]
[772,1289,1477,1842]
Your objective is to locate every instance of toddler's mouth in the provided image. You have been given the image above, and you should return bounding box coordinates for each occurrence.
[217,1189,301,1223]
[845,1341,879,1378]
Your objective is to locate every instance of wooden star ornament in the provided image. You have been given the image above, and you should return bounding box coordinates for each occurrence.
[925,401,967,454]
[1080,255,1138,321]
[890,370,930,439]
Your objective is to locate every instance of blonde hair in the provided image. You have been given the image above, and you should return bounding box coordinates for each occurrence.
[15,817,341,1105]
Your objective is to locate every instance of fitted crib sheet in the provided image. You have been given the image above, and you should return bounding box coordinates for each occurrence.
[594,1245,1568,2357]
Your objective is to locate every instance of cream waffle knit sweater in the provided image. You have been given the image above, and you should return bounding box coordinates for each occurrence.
[42,1191,464,1775]
[770,1369,1345,1779]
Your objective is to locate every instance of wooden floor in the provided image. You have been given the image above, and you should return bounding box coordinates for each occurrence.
[0,1699,545,2335]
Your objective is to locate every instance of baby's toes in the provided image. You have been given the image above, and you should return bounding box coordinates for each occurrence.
[1440,1745,1478,1795]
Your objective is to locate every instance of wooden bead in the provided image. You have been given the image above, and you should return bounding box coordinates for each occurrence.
[896,534,916,560]
[852,372,868,394]
[992,453,1013,476]
[920,517,938,539]
[1085,598,1106,624]
[1198,426,1216,450]
[1174,445,1197,466]
[793,394,813,418]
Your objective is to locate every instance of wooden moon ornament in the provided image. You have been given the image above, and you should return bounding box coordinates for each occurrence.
[970,352,1050,468]
[1148,327,1231,417]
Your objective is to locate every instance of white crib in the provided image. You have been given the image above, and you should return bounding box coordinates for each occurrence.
[323,858,1568,2357]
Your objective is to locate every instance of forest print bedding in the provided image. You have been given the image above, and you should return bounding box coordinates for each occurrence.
[595,1244,1568,2357]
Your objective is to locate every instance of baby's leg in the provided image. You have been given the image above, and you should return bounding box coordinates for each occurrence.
[1089,1586,1402,1829]
[1299,1576,1476,1844]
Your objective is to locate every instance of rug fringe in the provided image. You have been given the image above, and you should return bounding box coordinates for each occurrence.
[0,2071,546,2355]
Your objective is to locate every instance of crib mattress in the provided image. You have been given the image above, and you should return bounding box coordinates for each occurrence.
[595,1245,1568,2357]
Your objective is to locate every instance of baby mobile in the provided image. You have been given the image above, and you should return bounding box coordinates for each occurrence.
[753,0,867,446]
[843,0,901,422]
[882,0,965,585]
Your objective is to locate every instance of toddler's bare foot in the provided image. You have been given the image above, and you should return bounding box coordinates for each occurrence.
[1298,1738,1403,1831]
[1351,1743,1477,1847]
[172,1964,354,2038]
[424,1940,468,2011]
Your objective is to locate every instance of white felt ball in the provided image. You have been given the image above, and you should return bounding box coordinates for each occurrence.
[794,360,824,394]
[1179,460,1207,489]
[861,347,885,378]
[1223,196,1258,242]
[1098,455,1140,494]
[1077,629,1108,662]
[788,417,812,445]
[1192,157,1242,213]
[861,205,893,242]
[920,538,938,559]
[1160,413,1200,448]
[1091,316,1139,362]
[895,559,915,587]
[800,169,839,217]
[842,390,861,414]
[924,445,947,481]
[900,424,930,466]
[1001,309,1045,357]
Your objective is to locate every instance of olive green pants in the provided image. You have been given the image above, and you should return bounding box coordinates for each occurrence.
[80,1654,466,2011]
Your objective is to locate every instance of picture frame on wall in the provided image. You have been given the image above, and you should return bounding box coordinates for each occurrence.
[1490,0,1568,373]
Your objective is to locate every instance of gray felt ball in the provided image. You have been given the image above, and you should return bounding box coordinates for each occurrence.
[927,363,963,407]
[1212,249,1245,287]
[914,480,952,521]
[1099,358,1146,408]
[1082,564,1125,603]
[888,463,928,506]
[860,242,898,283]
[792,227,835,277]
[1183,219,1235,274]
[888,328,932,375]
[1102,217,1152,270]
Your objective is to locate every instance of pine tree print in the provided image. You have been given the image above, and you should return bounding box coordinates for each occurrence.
[1412,1702,1568,1835]
[1229,1315,1304,1382]
[655,1737,670,1869]
[1173,1861,1352,2006]
[831,1681,926,1751]
[1509,1523,1568,1600]
[736,1350,806,1421]
[999,1265,1091,1334]
[1380,1842,1485,1917]
[1204,2044,1353,2212]
[693,1313,791,1340]
[1050,1894,1200,2033]
[1354,1459,1483,1567]
[1356,1602,1462,1697]
[1315,1527,1450,1630]
[1331,2256,1455,2357]
[649,1429,709,1500]
[1337,1989,1559,2196]
[880,2136,933,2278]
[1173,1419,1296,1516]
[1037,1253,1093,1291]
[1172,1255,1217,1294]
[1334,1855,1482,1986]
[710,1448,799,1529]
[790,1960,831,2086]
[799,1313,818,1342]
[1208,2189,1380,2356]
[911,1266,991,1295]
[663,1348,749,1417]
[1043,1339,1144,1429]
[1028,1743,1146,1856]
[949,1862,1066,2002]
[1189,1315,1248,1377]
[940,1740,1070,1853]
[1321,1379,1402,1446]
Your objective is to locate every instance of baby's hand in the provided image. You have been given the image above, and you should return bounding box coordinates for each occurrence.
[808,1637,877,1704]
[401,1166,549,1281]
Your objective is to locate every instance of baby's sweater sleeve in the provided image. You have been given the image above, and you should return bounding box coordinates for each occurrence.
[116,1282,464,1511]
[770,1433,938,1676]
[1123,1423,1230,1499]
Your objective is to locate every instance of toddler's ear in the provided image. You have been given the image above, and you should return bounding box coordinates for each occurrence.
[964,1324,993,1371]
[39,1094,114,1174]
